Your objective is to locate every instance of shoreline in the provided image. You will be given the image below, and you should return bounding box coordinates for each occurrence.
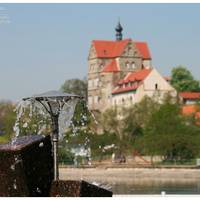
[59,167,200,184]
[60,164,198,169]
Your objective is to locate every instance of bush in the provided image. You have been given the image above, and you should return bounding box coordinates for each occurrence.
[58,147,74,165]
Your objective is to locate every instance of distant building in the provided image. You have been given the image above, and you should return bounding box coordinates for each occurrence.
[87,22,177,112]
[180,92,200,124]
[179,92,200,105]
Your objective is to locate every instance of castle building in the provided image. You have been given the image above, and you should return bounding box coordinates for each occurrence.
[87,22,177,111]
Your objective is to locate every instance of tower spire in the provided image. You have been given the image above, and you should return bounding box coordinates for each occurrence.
[115,20,123,41]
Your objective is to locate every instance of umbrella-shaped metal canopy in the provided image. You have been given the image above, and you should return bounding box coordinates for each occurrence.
[23,90,83,180]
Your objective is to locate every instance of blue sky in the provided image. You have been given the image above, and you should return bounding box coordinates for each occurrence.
[0,3,200,101]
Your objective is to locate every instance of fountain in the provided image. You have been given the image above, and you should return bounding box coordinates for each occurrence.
[0,90,112,197]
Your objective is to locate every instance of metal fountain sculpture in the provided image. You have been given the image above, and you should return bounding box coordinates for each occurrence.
[22,90,82,180]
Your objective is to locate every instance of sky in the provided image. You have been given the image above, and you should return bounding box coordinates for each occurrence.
[0,3,200,102]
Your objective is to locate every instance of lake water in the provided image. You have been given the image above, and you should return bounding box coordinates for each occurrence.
[111,182,200,195]
[60,167,200,195]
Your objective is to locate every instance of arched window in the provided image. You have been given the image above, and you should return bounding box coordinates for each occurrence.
[132,62,135,69]
[126,62,130,69]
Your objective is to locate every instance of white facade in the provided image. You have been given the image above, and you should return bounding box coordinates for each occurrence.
[112,68,177,107]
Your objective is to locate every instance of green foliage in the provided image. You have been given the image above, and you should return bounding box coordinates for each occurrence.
[17,107,51,136]
[101,108,124,140]
[138,99,200,162]
[72,100,91,128]
[64,129,119,160]
[58,147,74,165]
[61,78,87,98]
[100,97,160,154]
[171,66,200,92]
[0,102,16,143]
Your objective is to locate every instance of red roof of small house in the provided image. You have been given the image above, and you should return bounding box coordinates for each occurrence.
[179,92,200,100]
[101,59,120,73]
[124,68,152,82]
[92,39,151,60]
[112,68,152,95]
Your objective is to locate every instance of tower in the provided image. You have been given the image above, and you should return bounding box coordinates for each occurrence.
[115,21,123,41]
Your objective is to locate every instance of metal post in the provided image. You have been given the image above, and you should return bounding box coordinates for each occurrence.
[52,116,59,181]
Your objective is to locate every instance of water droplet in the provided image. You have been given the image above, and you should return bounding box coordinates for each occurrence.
[36,187,41,193]
[39,142,44,148]
[13,183,17,190]
[13,179,17,190]
[10,165,15,170]
[22,122,28,128]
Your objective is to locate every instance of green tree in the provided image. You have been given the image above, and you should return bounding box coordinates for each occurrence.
[101,108,124,140]
[0,101,16,143]
[139,99,200,162]
[122,96,159,151]
[17,107,51,136]
[171,66,200,92]
[61,78,87,98]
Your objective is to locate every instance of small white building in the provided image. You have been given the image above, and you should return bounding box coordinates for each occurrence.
[179,92,200,105]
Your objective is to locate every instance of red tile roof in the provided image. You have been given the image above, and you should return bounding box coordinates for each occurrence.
[124,68,152,82]
[112,82,143,95]
[101,59,120,73]
[92,39,151,60]
[134,41,151,60]
[179,92,200,100]
[93,39,130,58]
[112,68,152,95]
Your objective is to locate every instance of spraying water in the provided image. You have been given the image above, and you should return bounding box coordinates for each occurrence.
[13,91,80,142]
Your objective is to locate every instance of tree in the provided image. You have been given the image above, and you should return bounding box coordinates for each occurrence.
[122,96,159,149]
[0,101,16,143]
[61,78,87,98]
[171,66,200,92]
[139,99,200,162]
[101,108,124,140]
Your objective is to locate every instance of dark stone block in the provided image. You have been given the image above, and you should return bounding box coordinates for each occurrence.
[50,180,113,197]
[0,135,54,197]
